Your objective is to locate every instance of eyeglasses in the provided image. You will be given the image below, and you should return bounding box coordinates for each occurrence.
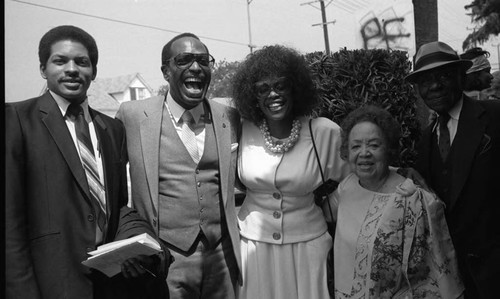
[417,69,456,86]
[166,53,215,69]
[254,77,290,98]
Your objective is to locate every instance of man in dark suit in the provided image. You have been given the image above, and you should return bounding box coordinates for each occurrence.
[116,33,241,298]
[406,41,500,299]
[6,25,168,299]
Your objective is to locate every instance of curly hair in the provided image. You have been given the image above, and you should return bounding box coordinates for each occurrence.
[39,25,98,76]
[339,105,401,164]
[231,45,319,125]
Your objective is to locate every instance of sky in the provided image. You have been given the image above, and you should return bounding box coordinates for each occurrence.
[5,0,496,103]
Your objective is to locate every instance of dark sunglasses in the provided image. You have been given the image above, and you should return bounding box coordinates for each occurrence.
[167,53,215,69]
[254,77,290,98]
[417,69,457,86]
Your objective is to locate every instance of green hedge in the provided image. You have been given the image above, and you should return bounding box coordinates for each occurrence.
[305,48,422,168]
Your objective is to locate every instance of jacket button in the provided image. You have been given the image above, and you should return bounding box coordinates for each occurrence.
[273,192,281,199]
[196,169,200,174]
[87,214,95,222]
[153,218,157,226]
[273,211,281,219]
[197,182,201,187]
[273,232,281,240]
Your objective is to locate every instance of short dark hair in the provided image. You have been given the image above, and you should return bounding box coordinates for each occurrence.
[39,25,98,75]
[340,105,401,163]
[161,32,206,66]
[231,45,319,125]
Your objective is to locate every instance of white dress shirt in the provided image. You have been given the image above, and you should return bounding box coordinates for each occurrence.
[433,96,462,145]
[165,92,206,159]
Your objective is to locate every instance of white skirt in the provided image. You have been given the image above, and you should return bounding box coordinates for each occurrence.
[239,231,332,299]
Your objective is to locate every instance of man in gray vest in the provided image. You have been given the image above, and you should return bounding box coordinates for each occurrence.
[116,33,241,298]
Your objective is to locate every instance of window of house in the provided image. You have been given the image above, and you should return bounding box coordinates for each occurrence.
[138,88,146,100]
[129,87,147,101]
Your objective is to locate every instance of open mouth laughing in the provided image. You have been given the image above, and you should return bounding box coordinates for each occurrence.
[184,77,205,95]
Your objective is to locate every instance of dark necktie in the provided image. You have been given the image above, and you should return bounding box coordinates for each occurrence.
[438,113,451,161]
[67,103,107,230]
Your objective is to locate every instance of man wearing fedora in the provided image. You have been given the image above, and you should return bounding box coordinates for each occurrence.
[406,41,500,299]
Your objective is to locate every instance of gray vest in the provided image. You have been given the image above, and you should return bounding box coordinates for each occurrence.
[158,106,223,252]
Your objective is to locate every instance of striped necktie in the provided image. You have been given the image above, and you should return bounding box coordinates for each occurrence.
[180,110,200,164]
[67,103,107,230]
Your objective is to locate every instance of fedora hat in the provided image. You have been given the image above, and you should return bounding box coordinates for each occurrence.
[405,41,472,83]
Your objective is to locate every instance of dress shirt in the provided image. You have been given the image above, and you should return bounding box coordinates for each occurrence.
[433,96,462,145]
[165,92,206,158]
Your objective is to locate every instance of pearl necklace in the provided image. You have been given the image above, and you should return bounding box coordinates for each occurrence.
[259,119,301,153]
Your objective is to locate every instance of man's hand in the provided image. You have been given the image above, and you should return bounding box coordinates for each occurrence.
[121,254,158,279]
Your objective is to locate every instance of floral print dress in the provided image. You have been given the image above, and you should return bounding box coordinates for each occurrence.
[331,172,464,299]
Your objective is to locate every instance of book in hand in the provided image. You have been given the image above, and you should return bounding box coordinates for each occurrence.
[82,233,162,277]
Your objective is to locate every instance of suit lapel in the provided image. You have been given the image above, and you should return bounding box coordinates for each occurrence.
[140,96,164,213]
[39,93,92,203]
[416,122,435,180]
[449,97,485,209]
[209,100,231,207]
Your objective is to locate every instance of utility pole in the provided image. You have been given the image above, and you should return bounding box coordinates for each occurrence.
[412,0,438,52]
[492,43,500,71]
[412,0,437,130]
[246,0,256,53]
[301,0,336,55]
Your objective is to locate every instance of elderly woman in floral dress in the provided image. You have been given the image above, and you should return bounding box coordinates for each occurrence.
[329,105,464,298]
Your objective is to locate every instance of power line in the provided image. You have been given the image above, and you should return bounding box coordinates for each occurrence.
[11,0,250,47]
[331,0,367,14]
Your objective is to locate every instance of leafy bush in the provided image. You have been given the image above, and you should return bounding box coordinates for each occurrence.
[208,59,241,98]
[304,48,421,167]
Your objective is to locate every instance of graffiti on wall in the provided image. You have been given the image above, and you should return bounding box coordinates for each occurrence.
[359,7,412,51]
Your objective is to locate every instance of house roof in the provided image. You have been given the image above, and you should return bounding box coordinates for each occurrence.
[87,83,120,110]
[93,73,153,95]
